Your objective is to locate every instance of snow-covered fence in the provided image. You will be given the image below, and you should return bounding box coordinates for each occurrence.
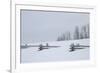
[69,43,89,52]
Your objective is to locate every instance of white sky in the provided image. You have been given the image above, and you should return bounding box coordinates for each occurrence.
[21,10,89,44]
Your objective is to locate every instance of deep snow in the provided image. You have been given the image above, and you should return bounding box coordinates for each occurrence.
[21,39,89,63]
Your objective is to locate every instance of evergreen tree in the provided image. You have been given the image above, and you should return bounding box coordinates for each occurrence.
[74,26,80,40]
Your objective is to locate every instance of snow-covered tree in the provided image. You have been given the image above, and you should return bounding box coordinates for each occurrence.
[57,32,71,41]
[74,26,80,40]
[66,32,71,40]
[57,24,89,41]
[79,24,90,39]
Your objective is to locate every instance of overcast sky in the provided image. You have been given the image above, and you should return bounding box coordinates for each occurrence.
[21,10,89,44]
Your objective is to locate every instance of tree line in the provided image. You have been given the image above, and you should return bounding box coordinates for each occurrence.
[57,24,89,41]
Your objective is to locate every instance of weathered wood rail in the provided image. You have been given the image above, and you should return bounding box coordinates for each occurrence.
[21,44,60,49]
[69,44,89,52]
